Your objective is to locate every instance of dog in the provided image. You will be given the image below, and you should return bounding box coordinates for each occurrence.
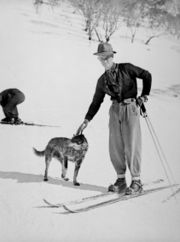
[33,134,88,186]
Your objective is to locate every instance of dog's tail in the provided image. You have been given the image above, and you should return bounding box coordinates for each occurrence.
[33,147,45,157]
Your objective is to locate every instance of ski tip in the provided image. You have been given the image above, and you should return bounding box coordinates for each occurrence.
[43,198,48,203]
[43,198,52,205]
[0,121,61,128]
[43,199,58,207]
[62,205,77,213]
[23,122,61,127]
[43,198,64,208]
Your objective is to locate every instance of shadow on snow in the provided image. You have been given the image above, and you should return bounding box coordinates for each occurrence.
[0,170,107,192]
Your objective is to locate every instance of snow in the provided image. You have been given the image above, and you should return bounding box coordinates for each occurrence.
[0,0,180,241]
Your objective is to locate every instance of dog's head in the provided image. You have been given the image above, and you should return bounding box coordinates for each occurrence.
[68,134,88,153]
[71,134,87,145]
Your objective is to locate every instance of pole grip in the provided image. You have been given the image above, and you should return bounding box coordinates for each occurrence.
[136,98,147,117]
[141,103,147,114]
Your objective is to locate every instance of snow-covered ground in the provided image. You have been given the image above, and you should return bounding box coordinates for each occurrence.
[0,0,180,241]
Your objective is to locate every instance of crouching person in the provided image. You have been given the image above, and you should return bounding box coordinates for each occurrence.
[0,88,25,124]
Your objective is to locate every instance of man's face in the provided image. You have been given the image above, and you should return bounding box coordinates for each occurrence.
[97,55,113,69]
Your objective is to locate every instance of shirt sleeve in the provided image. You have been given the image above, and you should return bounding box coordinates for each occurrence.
[85,77,105,121]
[126,63,152,96]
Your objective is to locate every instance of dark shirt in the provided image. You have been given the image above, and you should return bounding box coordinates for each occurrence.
[0,88,24,106]
[85,63,152,121]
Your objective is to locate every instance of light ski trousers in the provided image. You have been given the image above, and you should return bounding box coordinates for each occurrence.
[109,99,142,179]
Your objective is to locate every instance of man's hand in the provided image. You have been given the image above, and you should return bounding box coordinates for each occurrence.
[136,95,148,107]
[76,119,89,135]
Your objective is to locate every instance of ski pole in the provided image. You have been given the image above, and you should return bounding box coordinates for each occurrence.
[140,103,177,200]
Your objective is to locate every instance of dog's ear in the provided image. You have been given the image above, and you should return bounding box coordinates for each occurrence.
[71,135,78,143]
[71,134,85,144]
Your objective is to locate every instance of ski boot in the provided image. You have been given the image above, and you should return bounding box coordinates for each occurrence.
[108,178,127,193]
[13,117,23,125]
[1,117,14,124]
[125,180,143,195]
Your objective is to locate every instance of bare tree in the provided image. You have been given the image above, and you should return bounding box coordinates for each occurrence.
[165,13,180,38]
[165,0,180,38]
[144,3,168,44]
[33,0,61,12]
[33,0,180,43]
[34,0,44,12]
[69,0,102,40]
[144,0,180,44]
[69,0,123,42]
[120,0,178,44]
[143,0,171,44]
[97,0,122,42]
[121,0,148,43]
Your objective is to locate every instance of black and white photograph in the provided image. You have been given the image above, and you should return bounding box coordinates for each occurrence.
[0,0,180,241]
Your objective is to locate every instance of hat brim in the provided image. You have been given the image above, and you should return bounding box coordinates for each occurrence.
[93,51,116,56]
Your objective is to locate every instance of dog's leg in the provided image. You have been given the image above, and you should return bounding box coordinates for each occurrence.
[61,157,69,181]
[73,159,83,186]
[44,156,51,181]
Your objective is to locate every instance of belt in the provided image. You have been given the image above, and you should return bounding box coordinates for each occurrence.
[113,98,136,105]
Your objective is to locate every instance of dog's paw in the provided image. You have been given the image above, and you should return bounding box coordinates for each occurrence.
[73,182,80,186]
[64,178,69,181]
[61,176,69,181]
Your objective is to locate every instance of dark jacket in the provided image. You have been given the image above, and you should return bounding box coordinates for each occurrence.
[85,63,152,121]
[0,88,25,107]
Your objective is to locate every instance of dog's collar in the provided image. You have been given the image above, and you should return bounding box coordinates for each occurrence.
[68,143,82,150]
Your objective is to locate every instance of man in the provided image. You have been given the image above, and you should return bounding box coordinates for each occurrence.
[0,88,25,124]
[76,42,152,195]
